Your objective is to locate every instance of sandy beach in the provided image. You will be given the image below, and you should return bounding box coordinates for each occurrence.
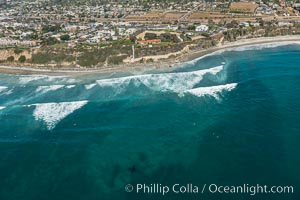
[1,35,300,76]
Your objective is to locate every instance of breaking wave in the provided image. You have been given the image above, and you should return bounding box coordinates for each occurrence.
[184,41,300,65]
[18,75,47,84]
[96,65,224,93]
[66,85,76,89]
[32,100,88,130]
[186,83,238,100]
[221,41,300,53]
[84,83,97,90]
[35,85,65,93]
[0,106,5,110]
[0,86,8,93]
[18,75,76,85]
[1,89,13,96]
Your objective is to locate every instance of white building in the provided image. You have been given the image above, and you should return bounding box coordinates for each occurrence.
[240,22,250,27]
[195,25,209,32]
[278,21,293,27]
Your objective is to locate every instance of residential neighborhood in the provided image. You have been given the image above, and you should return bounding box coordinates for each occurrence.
[1,0,300,67]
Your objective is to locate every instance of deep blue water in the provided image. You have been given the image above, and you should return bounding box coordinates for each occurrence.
[0,42,300,200]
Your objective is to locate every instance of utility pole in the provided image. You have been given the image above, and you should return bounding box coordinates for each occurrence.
[132,44,135,62]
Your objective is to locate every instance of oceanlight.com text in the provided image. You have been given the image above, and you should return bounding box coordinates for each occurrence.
[125,183,294,196]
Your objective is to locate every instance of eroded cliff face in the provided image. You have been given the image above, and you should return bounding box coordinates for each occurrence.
[0,48,32,62]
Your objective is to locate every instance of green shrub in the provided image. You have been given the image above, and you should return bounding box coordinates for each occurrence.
[7,56,14,62]
[144,33,157,40]
[42,37,59,45]
[107,55,127,65]
[18,55,26,63]
[14,48,23,54]
[60,34,71,41]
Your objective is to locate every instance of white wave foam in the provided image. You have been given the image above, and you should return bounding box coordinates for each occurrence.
[19,75,76,85]
[84,83,97,90]
[19,75,47,84]
[185,41,300,65]
[66,85,76,89]
[65,78,77,84]
[186,83,237,100]
[32,100,88,130]
[223,41,300,52]
[184,51,221,65]
[2,89,13,95]
[96,66,224,93]
[0,106,5,110]
[36,85,64,93]
[0,86,8,92]
[46,76,68,81]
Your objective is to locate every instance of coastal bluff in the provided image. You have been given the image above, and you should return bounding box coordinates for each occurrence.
[0,48,32,62]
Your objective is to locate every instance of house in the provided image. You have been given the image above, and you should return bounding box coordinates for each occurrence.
[250,22,260,27]
[278,21,293,26]
[294,2,300,10]
[195,25,208,32]
[240,22,250,27]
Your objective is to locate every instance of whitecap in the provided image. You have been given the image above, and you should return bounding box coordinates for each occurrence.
[46,76,69,82]
[66,85,76,89]
[35,85,65,93]
[19,75,47,84]
[0,86,8,92]
[19,75,77,85]
[186,83,238,100]
[96,66,224,93]
[65,78,78,84]
[0,106,5,110]
[32,100,88,130]
[224,41,300,52]
[2,89,13,95]
[84,83,97,90]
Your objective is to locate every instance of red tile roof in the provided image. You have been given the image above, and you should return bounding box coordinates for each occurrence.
[138,39,161,44]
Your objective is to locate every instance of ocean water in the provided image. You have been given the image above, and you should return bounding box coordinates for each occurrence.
[0,42,300,200]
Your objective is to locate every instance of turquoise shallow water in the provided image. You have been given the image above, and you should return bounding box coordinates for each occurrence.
[0,42,300,200]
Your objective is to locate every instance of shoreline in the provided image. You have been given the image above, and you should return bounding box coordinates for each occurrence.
[1,35,300,76]
[178,35,300,63]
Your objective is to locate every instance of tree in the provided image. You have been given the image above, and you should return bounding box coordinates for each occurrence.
[144,33,157,40]
[227,20,239,28]
[60,34,70,41]
[256,18,264,27]
[201,32,210,37]
[7,56,14,62]
[14,48,23,54]
[160,33,180,43]
[42,25,60,33]
[18,55,26,63]
[30,33,38,40]
[42,37,59,45]
[188,25,196,31]
[129,35,137,43]
[147,58,154,62]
